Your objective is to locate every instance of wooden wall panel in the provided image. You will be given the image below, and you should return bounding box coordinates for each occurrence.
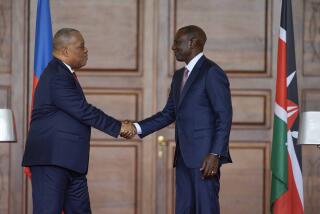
[164,142,269,214]
[0,1,12,211]
[0,86,10,108]
[302,89,320,111]
[302,144,320,214]
[232,90,271,128]
[83,88,142,141]
[166,89,271,129]
[52,0,138,71]
[301,89,320,213]
[30,0,139,72]
[303,0,320,76]
[87,144,139,214]
[174,0,270,75]
[220,143,269,214]
[298,1,320,213]
[0,0,11,73]
[0,144,9,214]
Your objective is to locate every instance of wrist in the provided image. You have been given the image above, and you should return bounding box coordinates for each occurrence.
[209,153,221,159]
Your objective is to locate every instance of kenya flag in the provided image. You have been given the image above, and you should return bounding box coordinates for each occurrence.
[270,0,304,213]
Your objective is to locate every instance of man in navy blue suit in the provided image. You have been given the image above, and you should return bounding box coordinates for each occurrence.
[125,25,233,213]
[22,28,136,214]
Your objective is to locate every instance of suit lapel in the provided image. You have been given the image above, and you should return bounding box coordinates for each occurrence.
[55,58,74,78]
[55,58,85,95]
[177,56,206,109]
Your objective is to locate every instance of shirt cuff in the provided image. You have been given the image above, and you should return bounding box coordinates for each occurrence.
[134,123,142,134]
[209,153,221,158]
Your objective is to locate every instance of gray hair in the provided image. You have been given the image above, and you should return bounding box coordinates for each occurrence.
[53,28,80,51]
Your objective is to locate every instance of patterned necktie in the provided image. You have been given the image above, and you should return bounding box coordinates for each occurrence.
[180,68,190,93]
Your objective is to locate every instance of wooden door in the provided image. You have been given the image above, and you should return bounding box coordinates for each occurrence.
[154,0,273,213]
[27,0,158,213]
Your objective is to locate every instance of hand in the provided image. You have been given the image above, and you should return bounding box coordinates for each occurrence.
[120,120,137,139]
[200,154,219,179]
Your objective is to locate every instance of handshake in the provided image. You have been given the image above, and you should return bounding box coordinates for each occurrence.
[120,120,138,139]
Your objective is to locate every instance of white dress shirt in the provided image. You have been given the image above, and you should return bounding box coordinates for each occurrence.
[134,52,204,134]
[62,62,74,74]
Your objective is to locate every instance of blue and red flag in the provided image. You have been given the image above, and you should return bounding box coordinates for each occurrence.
[24,0,53,177]
[32,0,53,102]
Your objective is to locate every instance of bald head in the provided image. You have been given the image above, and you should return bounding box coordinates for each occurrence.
[178,25,207,51]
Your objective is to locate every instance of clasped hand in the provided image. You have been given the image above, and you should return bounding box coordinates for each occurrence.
[120,120,137,139]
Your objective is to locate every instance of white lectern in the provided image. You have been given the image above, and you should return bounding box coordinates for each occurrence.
[0,109,17,142]
[299,111,320,148]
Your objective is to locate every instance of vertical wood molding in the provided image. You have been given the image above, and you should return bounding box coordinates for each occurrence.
[141,0,158,213]
[0,86,11,108]
[10,0,28,213]
[303,0,320,76]
[0,0,11,74]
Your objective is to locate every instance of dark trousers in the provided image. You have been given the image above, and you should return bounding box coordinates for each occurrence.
[175,154,220,214]
[30,165,91,214]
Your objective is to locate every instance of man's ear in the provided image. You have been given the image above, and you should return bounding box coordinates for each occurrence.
[62,47,69,57]
[189,37,196,49]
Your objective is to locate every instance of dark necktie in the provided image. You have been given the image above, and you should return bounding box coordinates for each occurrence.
[72,72,79,83]
[180,68,190,94]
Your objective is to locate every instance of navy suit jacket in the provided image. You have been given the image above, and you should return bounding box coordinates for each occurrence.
[22,58,121,174]
[139,56,232,168]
